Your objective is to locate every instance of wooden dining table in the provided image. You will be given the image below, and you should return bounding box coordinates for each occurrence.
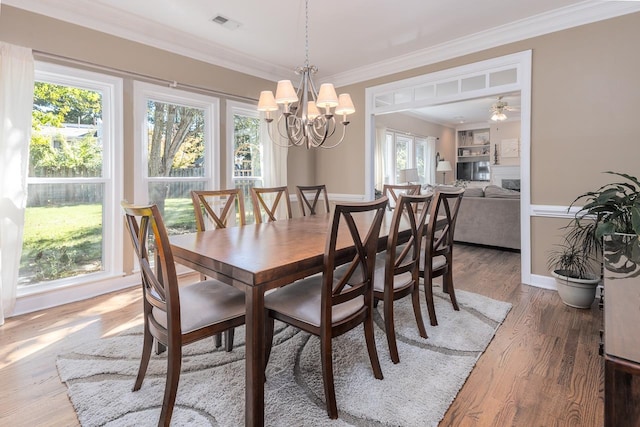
[169,210,420,426]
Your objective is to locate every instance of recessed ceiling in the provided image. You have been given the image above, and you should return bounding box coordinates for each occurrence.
[5,0,640,85]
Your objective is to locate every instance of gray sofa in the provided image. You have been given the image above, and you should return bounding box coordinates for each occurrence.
[453,185,520,250]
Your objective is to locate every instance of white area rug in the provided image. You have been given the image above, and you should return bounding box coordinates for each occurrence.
[57,288,511,426]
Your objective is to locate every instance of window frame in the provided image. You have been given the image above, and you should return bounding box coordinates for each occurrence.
[18,61,124,296]
[133,81,220,205]
[385,130,435,185]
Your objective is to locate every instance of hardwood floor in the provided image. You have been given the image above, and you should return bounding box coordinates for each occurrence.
[0,244,603,426]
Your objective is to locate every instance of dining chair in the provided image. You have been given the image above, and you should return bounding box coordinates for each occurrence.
[122,202,246,426]
[263,197,389,419]
[373,193,432,364]
[251,186,292,223]
[419,188,465,326]
[190,189,245,351]
[191,188,246,231]
[382,183,421,210]
[297,184,330,216]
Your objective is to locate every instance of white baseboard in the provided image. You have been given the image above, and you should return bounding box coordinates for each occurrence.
[12,273,140,317]
[528,274,558,291]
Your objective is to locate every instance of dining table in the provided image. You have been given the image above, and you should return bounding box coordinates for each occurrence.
[169,209,425,426]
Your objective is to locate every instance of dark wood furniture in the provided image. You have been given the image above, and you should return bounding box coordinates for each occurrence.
[250,186,292,223]
[603,239,640,427]
[263,198,387,419]
[122,202,246,427]
[419,188,464,326]
[191,188,246,230]
[373,193,431,363]
[296,184,330,216]
[169,201,423,427]
[382,183,421,210]
[190,189,246,351]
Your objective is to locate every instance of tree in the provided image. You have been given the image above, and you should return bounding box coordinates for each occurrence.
[147,101,205,211]
[33,82,102,127]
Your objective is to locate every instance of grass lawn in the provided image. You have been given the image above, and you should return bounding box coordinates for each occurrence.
[19,198,196,286]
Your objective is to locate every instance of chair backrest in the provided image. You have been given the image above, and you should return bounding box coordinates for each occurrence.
[424,188,465,259]
[321,197,388,324]
[121,202,180,338]
[251,186,292,223]
[191,189,246,231]
[382,184,421,210]
[386,193,433,284]
[297,184,330,216]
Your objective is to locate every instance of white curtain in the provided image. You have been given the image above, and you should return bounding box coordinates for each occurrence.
[0,43,34,325]
[374,126,386,193]
[426,136,437,185]
[260,118,289,218]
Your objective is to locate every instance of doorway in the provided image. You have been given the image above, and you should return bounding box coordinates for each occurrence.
[364,51,532,285]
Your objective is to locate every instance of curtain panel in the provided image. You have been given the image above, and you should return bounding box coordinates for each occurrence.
[0,43,34,325]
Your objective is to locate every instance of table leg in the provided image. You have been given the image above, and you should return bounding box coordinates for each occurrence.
[245,286,265,427]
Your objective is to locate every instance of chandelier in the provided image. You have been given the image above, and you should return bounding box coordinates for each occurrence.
[490,97,509,121]
[257,0,355,149]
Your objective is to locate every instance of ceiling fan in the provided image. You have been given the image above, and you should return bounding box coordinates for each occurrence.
[490,96,518,121]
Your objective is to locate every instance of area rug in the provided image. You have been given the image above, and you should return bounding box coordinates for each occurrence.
[57,288,511,426]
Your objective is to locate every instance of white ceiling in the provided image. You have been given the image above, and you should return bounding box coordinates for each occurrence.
[5,0,639,126]
[6,0,640,86]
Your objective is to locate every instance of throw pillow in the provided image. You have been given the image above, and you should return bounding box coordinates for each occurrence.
[484,185,520,199]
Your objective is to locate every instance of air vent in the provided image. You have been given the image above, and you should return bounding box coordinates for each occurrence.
[211,14,241,30]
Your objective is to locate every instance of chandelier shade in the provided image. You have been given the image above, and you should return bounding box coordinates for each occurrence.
[256,0,354,149]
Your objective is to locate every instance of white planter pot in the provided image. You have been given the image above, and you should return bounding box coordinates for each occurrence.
[552,270,600,309]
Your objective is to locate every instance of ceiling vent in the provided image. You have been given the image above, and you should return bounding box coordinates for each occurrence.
[211,15,241,30]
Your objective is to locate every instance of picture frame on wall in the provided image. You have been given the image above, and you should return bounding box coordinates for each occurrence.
[473,131,490,145]
[501,138,519,158]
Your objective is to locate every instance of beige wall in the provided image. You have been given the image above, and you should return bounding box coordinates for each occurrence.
[321,12,640,277]
[490,121,520,167]
[3,5,640,279]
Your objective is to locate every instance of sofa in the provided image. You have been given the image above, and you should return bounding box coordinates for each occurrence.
[453,185,521,250]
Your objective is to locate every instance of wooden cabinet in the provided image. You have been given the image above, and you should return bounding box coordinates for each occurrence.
[603,235,640,427]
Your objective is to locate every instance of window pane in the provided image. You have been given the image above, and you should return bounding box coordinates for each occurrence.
[31,82,103,178]
[232,111,262,223]
[146,100,205,178]
[144,98,207,231]
[148,181,206,234]
[395,135,410,181]
[19,183,104,287]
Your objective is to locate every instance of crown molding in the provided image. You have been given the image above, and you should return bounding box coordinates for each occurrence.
[5,0,640,86]
[326,0,640,87]
[3,0,291,82]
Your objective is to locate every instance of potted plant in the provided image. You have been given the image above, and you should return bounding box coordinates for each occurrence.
[569,171,640,276]
[547,236,600,308]
[548,171,640,308]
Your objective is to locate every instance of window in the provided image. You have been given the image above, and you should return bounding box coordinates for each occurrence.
[227,101,263,223]
[384,130,436,185]
[18,63,123,291]
[134,82,219,234]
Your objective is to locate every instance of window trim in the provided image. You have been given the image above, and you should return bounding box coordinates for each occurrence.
[132,81,220,204]
[17,62,123,297]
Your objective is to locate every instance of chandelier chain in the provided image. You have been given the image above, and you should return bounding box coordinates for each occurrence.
[304,0,309,67]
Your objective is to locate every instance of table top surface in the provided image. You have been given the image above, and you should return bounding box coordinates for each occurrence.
[170,211,412,289]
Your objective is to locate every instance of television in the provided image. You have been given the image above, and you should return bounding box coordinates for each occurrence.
[456,160,490,182]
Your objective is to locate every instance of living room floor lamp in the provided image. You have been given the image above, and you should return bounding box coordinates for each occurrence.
[436,160,452,184]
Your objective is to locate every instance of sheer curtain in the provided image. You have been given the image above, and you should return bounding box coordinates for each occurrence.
[260,119,289,218]
[0,43,34,325]
[374,126,387,193]
[426,136,437,185]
